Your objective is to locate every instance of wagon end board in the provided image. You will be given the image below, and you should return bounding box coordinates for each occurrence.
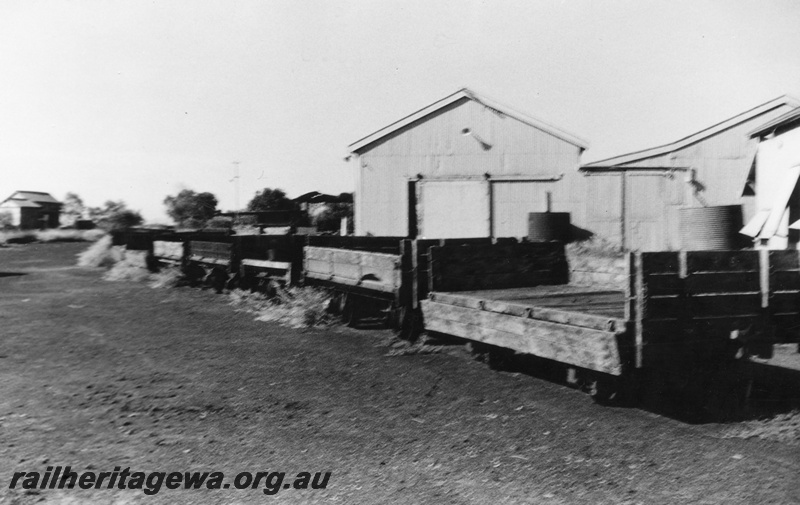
[304,246,403,295]
[240,259,292,284]
[153,240,185,262]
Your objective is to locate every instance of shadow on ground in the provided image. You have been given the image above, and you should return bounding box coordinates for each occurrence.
[420,332,800,425]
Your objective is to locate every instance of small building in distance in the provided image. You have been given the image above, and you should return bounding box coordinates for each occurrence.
[0,191,62,229]
[348,88,589,239]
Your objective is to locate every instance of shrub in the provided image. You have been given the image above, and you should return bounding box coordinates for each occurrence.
[230,287,336,329]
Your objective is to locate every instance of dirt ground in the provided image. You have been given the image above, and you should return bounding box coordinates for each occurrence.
[1,242,799,504]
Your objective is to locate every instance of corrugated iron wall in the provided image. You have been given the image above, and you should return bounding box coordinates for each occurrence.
[624,171,684,250]
[603,103,796,250]
[354,97,795,249]
[584,173,623,245]
[355,98,582,238]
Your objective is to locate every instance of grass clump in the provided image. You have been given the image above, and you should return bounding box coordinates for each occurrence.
[148,267,184,289]
[103,250,150,282]
[77,237,156,283]
[77,235,124,267]
[230,287,336,329]
[565,236,625,259]
[384,337,443,357]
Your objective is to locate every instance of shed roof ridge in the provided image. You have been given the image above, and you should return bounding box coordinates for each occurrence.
[583,94,800,168]
[461,87,590,149]
[349,87,589,153]
[749,103,800,137]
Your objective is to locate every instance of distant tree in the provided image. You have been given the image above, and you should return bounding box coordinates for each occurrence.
[0,211,14,229]
[89,200,127,220]
[204,216,234,229]
[163,190,218,227]
[103,210,144,232]
[89,200,143,232]
[314,193,354,234]
[62,192,86,225]
[246,188,295,212]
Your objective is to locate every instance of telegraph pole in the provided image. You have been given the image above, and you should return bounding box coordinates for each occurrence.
[231,161,240,211]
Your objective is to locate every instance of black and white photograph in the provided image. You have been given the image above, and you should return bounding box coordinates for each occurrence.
[1,1,799,503]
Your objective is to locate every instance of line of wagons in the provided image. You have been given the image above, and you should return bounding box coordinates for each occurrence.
[115,228,800,412]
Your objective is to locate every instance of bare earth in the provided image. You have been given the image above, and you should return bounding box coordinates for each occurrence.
[0,242,798,504]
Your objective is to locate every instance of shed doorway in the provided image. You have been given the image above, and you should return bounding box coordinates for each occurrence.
[417,180,490,238]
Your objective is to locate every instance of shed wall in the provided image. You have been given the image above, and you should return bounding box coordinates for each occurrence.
[595,103,796,250]
[355,98,582,237]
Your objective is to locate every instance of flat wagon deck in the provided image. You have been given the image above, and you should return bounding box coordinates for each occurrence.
[437,286,626,319]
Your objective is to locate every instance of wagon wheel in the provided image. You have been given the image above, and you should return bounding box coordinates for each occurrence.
[264,279,279,299]
[185,265,203,287]
[397,308,423,342]
[238,273,251,292]
[225,272,240,291]
[390,305,406,333]
[340,293,358,327]
[383,302,400,329]
[589,375,639,407]
[210,268,227,294]
[588,378,618,405]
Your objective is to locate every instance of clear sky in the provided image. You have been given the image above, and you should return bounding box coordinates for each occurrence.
[2,0,800,223]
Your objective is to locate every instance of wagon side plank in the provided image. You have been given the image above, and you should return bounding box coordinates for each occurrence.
[422,300,622,376]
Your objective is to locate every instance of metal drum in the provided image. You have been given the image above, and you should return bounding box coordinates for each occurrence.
[680,205,743,250]
[528,212,571,242]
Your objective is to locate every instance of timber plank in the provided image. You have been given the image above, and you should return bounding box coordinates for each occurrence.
[686,251,759,273]
[452,286,621,300]
[685,272,761,294]
[769,250,800,271]
[428,292,625,331]
[770,292,800,314]
[641,252,679,275]
[645,293,762,320]
[421,300,622,375]
[642,273,682,296]
[432,271,562,292]
[771,272,800,292]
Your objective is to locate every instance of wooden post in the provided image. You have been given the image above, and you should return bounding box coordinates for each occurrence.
[625,252,634,321]
[428,246,438,295]
[759,248,770,309]
[634,252,645,369]
[411,239,419,309]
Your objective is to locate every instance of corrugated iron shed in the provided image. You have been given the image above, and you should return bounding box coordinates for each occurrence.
[580,96,800,251]
[349,88,589,238]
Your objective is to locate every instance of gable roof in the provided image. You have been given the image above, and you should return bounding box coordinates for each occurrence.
[12,191,61,204]
[749,107,800,138]
[349,87,589,154]
[583,95,800,169]
[0,198,41,208]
